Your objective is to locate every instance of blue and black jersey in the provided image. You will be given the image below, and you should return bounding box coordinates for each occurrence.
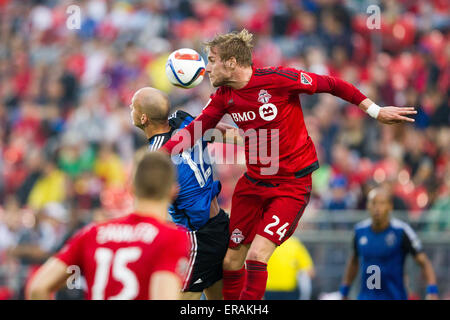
[148,110,221,231]
[353,218,423,300]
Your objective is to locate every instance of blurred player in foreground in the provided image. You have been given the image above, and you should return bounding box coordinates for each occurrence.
[340,187,438,300]
[265,236,315,300]
[130,87,241,300]
[27,151,190,300]
[161,29,417,300]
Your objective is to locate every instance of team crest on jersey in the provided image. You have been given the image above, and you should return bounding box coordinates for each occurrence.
[258,89,272,104]
[300,72,312,85]
[359,236,368,245]
[259,103,278,121]
[385,232,396,247]
[231,228,245,244]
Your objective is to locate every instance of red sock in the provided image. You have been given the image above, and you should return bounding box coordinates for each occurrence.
[239,260,268,300]
[222,265,246,300]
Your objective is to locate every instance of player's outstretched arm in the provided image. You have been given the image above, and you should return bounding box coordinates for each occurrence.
[414,253,439,300]
[358,98,417,124]
[339,253,359,300]
[150,271,182,300]
[313,74,417,124]
[27,257,70,300]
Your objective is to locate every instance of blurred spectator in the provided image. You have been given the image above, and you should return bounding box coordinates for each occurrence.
[27,160,67,211]
[323,175,355,211]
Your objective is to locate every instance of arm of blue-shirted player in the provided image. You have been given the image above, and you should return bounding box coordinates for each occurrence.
[402,227,439,300]
[414,253,438,300]
[339,234,359,300]
[315,75,417,124]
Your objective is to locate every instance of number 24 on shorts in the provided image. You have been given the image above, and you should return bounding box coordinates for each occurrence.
[264,215,289,241]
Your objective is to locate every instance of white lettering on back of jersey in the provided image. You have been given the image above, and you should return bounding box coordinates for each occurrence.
[97,223,159,244]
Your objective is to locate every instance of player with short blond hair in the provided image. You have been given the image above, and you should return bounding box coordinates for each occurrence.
[161,29,417,300]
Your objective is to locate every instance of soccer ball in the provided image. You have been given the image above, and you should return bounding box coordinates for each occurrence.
[165,48,206,89]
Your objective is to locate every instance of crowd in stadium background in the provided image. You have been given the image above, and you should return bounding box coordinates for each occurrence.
[0,0,448,299]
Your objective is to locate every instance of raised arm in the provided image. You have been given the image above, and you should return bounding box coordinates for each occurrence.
[162,94,227,155]
[315,74,417,124]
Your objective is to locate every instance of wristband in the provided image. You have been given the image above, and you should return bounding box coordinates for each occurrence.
[366,103,381,119]
[426,285,438,295]
[339,284,350,297]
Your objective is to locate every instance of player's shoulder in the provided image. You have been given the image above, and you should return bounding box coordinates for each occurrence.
[254,66,300,81]
[74,222,98,237]
[390,217,413,230]
[390,218,418,237]
[354,218,372,231]
[168,109,195,130]
[212,86,231,98]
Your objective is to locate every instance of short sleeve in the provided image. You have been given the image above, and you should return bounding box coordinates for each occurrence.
[271,67,318,95]
[54,224,94,267]
[401,225,423,256]
[153,230,190,282]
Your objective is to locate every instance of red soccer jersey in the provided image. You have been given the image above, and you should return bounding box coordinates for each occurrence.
[162,66,366,181]
[215,67,320,180]
[55,213,190,300]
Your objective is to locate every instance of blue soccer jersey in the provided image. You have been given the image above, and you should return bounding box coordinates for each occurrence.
[353,218,423,300]
[148,110,221,231]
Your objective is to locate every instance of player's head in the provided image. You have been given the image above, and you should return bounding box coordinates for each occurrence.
[132,150,177,203]
[130,87,170,130]
[367,187,393,225]
[204,29,253,87]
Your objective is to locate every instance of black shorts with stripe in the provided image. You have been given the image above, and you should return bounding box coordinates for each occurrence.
[183,209,230,292]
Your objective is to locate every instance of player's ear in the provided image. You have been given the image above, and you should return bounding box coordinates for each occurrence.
[227,57,236,69]
[140,114,149,126]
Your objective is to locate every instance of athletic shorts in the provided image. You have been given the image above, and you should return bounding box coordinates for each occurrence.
[183,209,230,292]
[229,173,312,248]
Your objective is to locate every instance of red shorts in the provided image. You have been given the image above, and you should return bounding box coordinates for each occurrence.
[228,173,312,248]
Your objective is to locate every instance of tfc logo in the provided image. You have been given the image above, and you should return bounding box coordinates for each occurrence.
[385,232,396,246]
[231,111,256,122]
[258,89,272,104]
[259,103,278,121]
[231,228,245,244]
